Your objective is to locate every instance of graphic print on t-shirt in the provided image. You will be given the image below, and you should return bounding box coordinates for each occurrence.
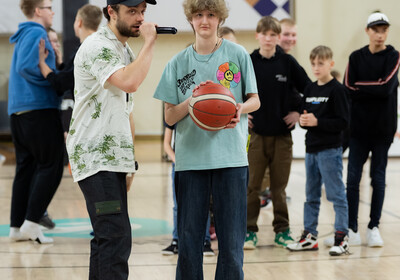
[177,69,196,95]
[217,62,241,89]
[305,97,329,104]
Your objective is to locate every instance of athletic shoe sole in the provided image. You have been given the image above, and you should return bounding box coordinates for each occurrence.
[287,247,319,252]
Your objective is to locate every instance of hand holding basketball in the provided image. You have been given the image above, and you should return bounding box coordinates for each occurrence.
[225,102,243,129]
[188,82,237,131]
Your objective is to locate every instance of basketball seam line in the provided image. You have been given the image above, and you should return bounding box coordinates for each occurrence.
[189,106,236,116]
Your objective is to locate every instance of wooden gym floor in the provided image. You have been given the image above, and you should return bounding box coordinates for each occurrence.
[0,139,400,280]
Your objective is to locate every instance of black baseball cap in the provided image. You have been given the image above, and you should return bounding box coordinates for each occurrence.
[107,0,157,6]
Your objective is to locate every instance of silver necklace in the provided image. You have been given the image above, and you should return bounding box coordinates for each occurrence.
[192,38,222,63]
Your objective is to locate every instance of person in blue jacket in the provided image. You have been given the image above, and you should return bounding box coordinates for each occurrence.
[8,0,64,244]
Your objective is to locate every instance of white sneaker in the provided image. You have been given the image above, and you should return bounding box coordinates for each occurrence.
[324,228,361,247]
[348,229,362,245]
[9,227,30,241]
[20,220,54,244]
[287,231,318,251]
[323,236,334,247]
[366,227,384,247]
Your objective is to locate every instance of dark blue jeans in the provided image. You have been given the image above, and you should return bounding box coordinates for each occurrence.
[79,171,131,280]
[175,167,248,280]
[171,163,211,241]
[346,137,391,232]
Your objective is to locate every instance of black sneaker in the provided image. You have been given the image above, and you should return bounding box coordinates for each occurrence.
[162,239,178,255]
[39,214,55,229]
[203,240,215,256]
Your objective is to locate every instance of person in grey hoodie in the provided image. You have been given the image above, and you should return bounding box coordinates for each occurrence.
[8,0,64,244]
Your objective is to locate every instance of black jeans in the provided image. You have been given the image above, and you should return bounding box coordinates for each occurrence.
[346,137,391,231]
[79,171,131,280]
[10,109,64,226]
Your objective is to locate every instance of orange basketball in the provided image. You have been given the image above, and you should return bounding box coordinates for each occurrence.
[188,82,237,131]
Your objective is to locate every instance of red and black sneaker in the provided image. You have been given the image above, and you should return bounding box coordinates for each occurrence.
[287,231,318,251]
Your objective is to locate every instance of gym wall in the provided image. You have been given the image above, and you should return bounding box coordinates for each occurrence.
[0,0,399,143]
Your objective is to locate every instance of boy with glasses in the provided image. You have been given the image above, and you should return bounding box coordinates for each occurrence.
[8,0,63,244]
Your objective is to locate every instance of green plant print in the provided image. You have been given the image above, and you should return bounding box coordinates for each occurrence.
[102,150,119,166]
[93,135,118,155]
[89,94,102,119]
[77,162,86,172]
[120,139,134,150]
[97,47,115,62]
[81,61,91,72]
[69,118,75,135]
[70,144,86,172]
[70,144,85,163]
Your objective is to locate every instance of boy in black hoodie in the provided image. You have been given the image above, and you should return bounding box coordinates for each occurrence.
[244,16,311,249]
[287,46,350,256]
[343,12,400,247]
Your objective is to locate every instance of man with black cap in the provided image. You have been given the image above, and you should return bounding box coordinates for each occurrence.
[66,1,157,279]
[341,11,400,248]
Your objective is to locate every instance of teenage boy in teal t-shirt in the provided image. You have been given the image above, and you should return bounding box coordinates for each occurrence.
[153,1,259,279]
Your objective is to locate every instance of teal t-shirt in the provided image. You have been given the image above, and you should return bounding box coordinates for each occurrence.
[154,39,258,171]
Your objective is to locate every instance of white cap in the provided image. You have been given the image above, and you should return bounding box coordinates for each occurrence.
[367,12,390,28]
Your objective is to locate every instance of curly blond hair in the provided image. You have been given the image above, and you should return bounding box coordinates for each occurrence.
[183,0,229,25]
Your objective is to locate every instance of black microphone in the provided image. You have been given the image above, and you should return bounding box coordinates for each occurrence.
[156,27,178,34]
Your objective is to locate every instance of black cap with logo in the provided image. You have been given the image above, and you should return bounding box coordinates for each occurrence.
[107,0,157,6]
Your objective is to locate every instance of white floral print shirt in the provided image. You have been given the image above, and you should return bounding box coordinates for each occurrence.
[67,25,135,182]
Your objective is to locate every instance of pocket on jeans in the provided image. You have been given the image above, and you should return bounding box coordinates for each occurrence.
[95,200,122,216]
[94,200,129,238]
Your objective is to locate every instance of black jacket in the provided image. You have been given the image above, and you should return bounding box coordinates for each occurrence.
[250,49,311,136]
[344,45,400,143]
[46,50,77,98]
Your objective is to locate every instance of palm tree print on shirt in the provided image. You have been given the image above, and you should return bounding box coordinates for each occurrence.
[92,135,120,165]
[89,94,102,119]
[70,144,86,172]
[96,47,119,67]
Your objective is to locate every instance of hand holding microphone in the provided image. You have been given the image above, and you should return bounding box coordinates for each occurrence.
[140,24,177,44]
[156,27,178,34]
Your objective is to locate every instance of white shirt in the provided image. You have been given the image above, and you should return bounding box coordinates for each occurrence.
[67,25,135,182]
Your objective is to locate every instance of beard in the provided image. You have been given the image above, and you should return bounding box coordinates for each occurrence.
[116,17,140,38]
